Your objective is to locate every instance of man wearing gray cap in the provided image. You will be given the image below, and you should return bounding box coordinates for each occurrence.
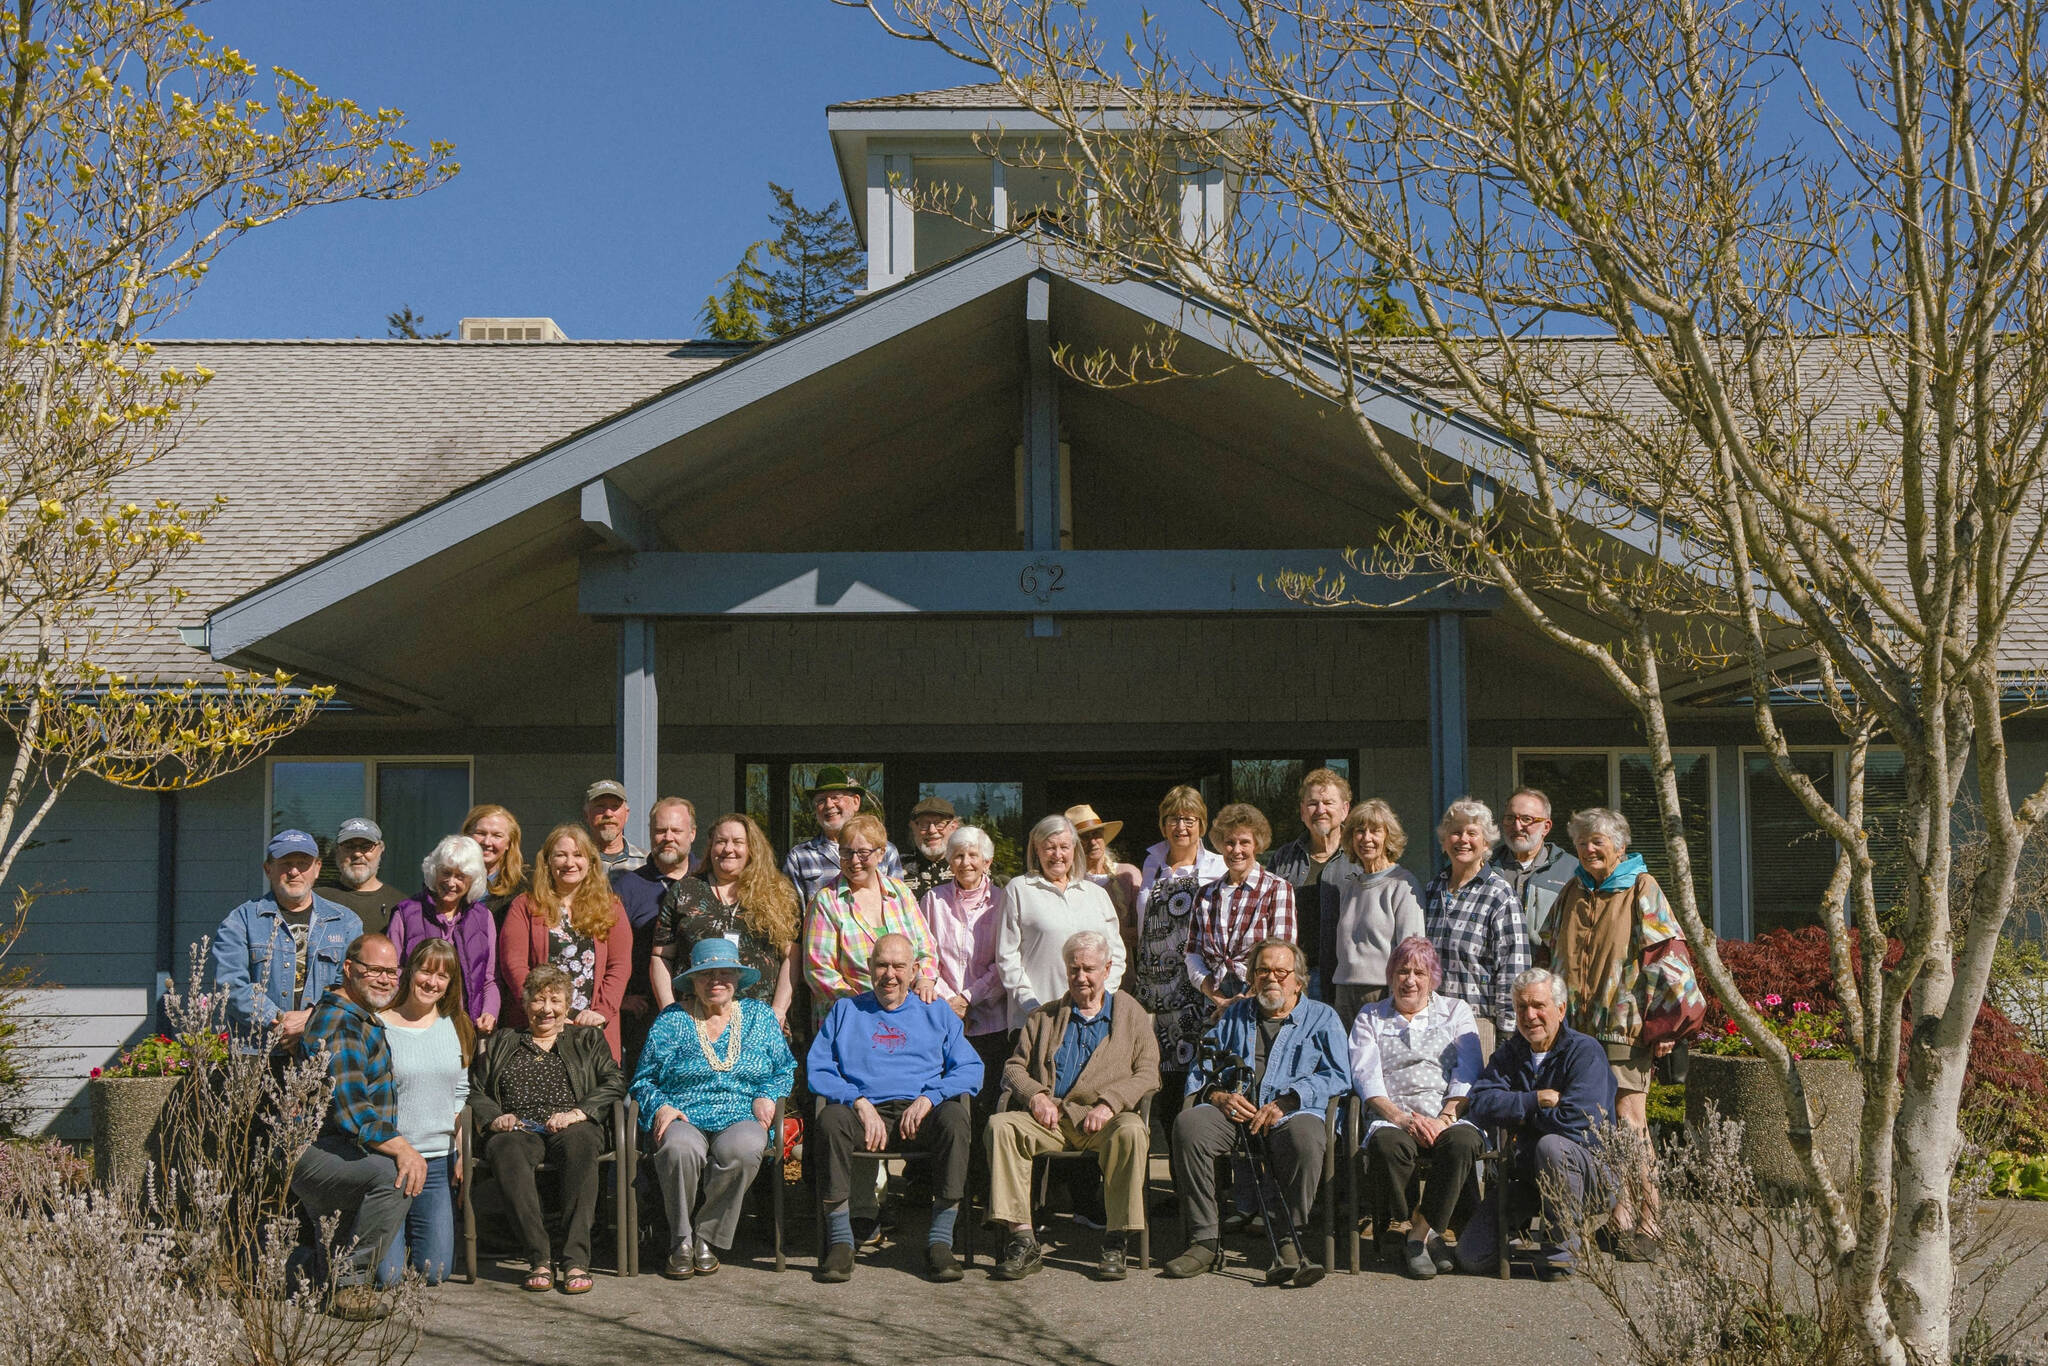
[901,796,960,898]
[583,779,646,874]
[209,829,362,1051]
[324,817,404,936]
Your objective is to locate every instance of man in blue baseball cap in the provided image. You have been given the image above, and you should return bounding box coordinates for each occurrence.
[209,828,362,1051]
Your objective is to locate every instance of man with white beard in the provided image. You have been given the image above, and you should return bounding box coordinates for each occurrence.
[900,796,960,897]
[290,933,426,1320]
[324,818,405,935]
[1487,788,1581,943]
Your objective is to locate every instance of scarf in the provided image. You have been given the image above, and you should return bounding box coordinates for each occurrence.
[1577,851,1647,893]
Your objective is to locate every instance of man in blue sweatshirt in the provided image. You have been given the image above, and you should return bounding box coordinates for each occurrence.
[807,932,983,1285]
[1457,966,1616,1278]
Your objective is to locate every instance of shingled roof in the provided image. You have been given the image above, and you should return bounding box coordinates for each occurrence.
[96,339,742,681]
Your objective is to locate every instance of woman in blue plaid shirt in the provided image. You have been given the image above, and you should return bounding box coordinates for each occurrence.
[1422,798,1529,1060]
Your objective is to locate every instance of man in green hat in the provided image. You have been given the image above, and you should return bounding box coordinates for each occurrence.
[780,765,903,906]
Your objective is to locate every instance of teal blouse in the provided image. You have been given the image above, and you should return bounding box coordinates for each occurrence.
[630,997,795,1134]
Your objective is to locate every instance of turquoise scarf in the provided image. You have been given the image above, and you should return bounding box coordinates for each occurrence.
[1577,851,1646,892]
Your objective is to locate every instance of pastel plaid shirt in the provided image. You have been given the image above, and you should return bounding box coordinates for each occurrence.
[803,875,936,1002]
[1186,865,1297,994]
[301,987,398,1146]
[1424,865,1531,1036]
[782,834,904,907]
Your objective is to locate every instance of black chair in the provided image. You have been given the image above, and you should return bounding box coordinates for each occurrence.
[1179,1095,1342,1275]
[989,1089,1157,1270]
[809,1092,977,1268]
[460,1098,639,1282]
[1342,1094,1484,1274]
[632,1097,788,1273]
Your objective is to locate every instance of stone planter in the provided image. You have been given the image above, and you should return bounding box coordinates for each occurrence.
[89,1074,179,1198]
[1685,1053,1863,1200]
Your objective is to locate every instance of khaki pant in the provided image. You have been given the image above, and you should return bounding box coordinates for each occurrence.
[986,1109,1148,1232]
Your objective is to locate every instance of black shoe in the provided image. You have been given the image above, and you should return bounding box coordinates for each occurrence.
[1161,1241,1224,1278]
[992,1232,1043,1281]
[1401,1241,1437,1280]
[1097,1244,1128,1281]
[925,1242,964,1283]
[815,1241,854,1283]
[1267,1239,1300,1286]
[851,1216,882,1249]
[661,1245,694,1280]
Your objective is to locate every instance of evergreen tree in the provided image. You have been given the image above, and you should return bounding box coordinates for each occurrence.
[698,243,769,342]
[759,184,862,334]
[386,305,449,339]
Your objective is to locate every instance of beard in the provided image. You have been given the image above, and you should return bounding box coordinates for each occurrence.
[652,845,689,873]
[1506,831,1543,857]
[364,984,398,1010]
[916,839,947,859]
[336,864,373,890]
[1257,987,1287,1013]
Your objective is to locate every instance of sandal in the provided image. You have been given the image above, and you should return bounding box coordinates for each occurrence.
[560,1268,594,1295]
[521,1266,553,1292]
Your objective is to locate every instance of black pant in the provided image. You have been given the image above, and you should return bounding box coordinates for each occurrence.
[817,1098,970,1206]
[1151,1071,1190,1152]
[1362,1122,1483,1236]
[485,1121,605,1269]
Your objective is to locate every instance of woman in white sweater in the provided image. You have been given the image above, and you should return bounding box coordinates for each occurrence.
[995,814,1126,1029]
[1326,800,1426,1026]
[377,937,475,1286]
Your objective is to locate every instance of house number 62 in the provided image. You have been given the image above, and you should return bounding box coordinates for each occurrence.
[1019,560,1066,604]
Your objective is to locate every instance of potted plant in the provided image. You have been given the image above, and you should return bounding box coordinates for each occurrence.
[1685,995,1863,1200]
[88,1025,229,1197]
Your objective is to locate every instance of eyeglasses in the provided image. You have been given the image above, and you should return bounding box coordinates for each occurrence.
[348,960,399,981]
[1506,812,1551,827]
[1164,815,1201,829]
[842,846,882,863]
[1252,965,1297,981]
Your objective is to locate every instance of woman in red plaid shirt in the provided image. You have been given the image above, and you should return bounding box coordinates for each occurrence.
[1188,804,1297,1007]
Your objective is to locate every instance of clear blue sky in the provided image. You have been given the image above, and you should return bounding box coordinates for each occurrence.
[162,1,980,340]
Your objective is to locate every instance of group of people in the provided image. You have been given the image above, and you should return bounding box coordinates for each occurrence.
[205,763,1700,1314]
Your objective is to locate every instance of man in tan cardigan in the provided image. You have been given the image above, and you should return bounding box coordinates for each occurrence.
[988,929,1160,1283]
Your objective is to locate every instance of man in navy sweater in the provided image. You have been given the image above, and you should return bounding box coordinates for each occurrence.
[1457,966,1616,1277]
[807,932,983,1285]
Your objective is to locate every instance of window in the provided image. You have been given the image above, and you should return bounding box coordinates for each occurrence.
[788,762,885,846]
[1744,747,1910,937]
[268,758,473,896]
[1228,758,1355,850]
[1514,750,1715,916]
[918,781,1026,880]
[744,764,771,832]
[912,157,995,272]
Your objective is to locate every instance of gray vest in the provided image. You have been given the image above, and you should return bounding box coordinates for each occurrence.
[1377,1001,1466,1115]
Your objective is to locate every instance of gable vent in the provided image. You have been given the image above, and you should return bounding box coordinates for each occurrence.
[458,316,566,342]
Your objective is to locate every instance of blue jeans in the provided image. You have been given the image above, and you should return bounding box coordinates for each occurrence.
[376,1151,455,1286]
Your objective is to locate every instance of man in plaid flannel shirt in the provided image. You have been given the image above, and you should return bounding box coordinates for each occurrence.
[289,933,426,1319]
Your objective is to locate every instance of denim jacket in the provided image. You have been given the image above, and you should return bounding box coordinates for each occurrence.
[1185,995,1350,1113]
[209,893,361,1042]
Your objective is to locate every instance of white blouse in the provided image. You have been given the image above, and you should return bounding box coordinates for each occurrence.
[994,874,1126,1029]
[1347,993,1482,1141]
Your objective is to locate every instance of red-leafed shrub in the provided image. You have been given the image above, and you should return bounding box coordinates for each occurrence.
[1704,927,2048,1154]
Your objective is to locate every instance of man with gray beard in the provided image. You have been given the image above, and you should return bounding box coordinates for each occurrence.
[290,933,426,1320]
[324,818,405,936]
[1489,788,1580,944]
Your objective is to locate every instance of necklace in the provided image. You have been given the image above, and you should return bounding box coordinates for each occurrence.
[693,1007,743,1072]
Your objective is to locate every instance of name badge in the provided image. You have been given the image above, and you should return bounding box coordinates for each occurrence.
[724,932,741,949]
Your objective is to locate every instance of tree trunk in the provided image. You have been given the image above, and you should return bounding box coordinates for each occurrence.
[1887,1015,1969,1363]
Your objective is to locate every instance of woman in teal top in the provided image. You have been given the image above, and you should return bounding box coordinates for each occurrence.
[631,938,796,1278]
[377,937,474,1286]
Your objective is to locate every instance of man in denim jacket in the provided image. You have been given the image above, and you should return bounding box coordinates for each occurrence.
[209,829,361,1052]
[1163,936,1348,1282]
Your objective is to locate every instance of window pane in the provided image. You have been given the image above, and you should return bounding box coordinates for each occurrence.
[271,761,365,870]
[1746,752,1837,937]
[1514,753,1610,832]
[375,763,472,900]
[1861,749,1910,918]
[744,764,771,832]
[919,781,1025,881]
[913,157,995,272]
[1230,759,1305,849]
[1617,753,1713,915]
[788,763,884,846]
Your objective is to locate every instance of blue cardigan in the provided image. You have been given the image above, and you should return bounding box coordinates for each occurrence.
[1466,1022,1616,1171]
[1185,996,1350,1113]
[631,998,796,1135]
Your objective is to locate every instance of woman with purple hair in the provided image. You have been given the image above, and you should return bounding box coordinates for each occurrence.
[1346,935,1484,1279]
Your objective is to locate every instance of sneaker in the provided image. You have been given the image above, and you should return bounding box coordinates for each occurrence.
[1401,1241,1437,1280]
[992,1232,1044,1281]
[1161,1241,1224,1279]
[1096,1243,1128,1282]
[326,1286,389,1322]
[661,1245,694,1280]
[815,1241,855,1284]
[1612,1229,1662,1264]
[925,1242,964,1283]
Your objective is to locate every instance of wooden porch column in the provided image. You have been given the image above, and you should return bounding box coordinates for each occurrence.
[617,617,659,824]
[1427,611,1469,826]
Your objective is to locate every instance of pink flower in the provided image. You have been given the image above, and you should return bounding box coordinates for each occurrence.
[1793,1001,1811,1013]
[1763,994,1783,1007]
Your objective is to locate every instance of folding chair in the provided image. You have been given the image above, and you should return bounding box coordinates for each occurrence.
[460,1098,639,1282]
[631,1097,788,1272]
[810,1092,976,1268]
[1341,1094,1485,1274]
[996,1089,1157,1270]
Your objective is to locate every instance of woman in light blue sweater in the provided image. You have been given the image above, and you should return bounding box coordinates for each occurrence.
[631,938,796,1278]
[377,937,475,1286]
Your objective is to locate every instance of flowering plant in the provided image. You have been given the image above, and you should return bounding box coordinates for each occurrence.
[91,1027,230,1079]
[1693,995,1853,1061]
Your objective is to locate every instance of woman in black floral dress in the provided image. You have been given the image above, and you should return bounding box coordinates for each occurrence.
[1128,785,1228,1133]
[650,813,799,1025]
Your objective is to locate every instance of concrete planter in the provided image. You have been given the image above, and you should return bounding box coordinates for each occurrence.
[89,1074,179,1197]
[1685,1053,1862,1199]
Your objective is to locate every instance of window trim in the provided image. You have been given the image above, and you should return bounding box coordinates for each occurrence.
[262,755,475,843]
[1509,745,1720,925]
[1735,743,1905,939]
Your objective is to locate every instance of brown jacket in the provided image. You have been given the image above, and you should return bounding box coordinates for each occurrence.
[1004,990,1161,1126]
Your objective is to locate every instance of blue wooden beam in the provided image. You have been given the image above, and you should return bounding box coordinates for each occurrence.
[616,617,659,826]
[1023,271,1061,638]
[1428,611,1470,834]
[581,477,665,553]
[579,550,1501,617]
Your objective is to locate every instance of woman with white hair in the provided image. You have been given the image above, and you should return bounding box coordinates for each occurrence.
[995,814,1126,1028]
[922,824,1011,1107]
[389,834,500,1031]
[1422,798,1528,1059]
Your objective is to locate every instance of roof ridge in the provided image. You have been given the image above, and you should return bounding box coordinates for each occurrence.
[144,337,748,348]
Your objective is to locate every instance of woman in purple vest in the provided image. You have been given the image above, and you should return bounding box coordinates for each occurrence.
[390,834,501,1033]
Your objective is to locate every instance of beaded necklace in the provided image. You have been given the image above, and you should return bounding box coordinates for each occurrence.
[692,1005,743,1072]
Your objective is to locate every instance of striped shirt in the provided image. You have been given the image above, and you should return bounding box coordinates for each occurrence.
[1424,866,1530,1036]
[1186,865,1297,994]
